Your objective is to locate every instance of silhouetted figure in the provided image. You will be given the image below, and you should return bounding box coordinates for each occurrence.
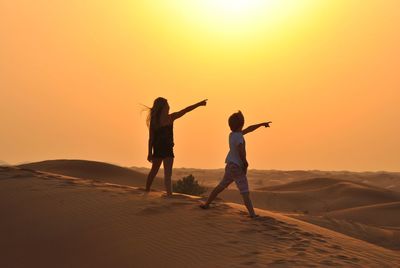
[145,97,207,196]
[200,111,271,217]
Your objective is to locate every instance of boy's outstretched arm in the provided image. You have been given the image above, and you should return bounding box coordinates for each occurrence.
[242,121,271,135]
[170,99,207,121]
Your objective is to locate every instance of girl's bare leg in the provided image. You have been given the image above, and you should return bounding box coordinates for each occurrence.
[145,158,162,191]
[241,192,257,217]
[163,157,174,196]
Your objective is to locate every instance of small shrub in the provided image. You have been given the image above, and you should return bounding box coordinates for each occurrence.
[173,174,206,196]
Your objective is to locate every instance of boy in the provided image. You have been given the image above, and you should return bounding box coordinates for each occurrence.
[200,111,271,218]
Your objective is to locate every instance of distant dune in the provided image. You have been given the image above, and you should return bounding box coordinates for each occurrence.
[326,201,400,227]
[0,160,9,166]
[257,177,346,191]
[133,167,400,192]
[295,215,400,250]
[1,165,399,267]
[216,178,400,250]
[220,178,400,215]
[19,159,164,189]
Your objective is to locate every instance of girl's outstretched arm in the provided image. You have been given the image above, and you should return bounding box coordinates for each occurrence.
[170,99,207,121]
[242,121,271,135]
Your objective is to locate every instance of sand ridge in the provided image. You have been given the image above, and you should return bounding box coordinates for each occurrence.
[19,159,165,189]
[251,177,400,214]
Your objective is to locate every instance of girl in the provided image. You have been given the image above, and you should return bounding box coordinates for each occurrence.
[145,97,207,196]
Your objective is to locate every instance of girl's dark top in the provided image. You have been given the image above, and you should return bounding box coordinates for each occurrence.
[152,124,174,158]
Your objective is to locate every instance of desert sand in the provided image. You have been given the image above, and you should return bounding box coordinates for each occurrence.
[1,161,400,267]
[131,167,400,192]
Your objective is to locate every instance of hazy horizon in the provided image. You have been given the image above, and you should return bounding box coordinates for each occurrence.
[1,1,399,171]
[2,158,399,173]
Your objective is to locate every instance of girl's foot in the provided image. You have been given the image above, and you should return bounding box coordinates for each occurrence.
[250,214,259,219]
[199,203,210,209]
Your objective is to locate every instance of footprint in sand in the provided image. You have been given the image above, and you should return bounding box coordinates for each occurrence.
[136,205,171,216]
[329,244,343,250]
[289,238,313,253]
[296,251,308,257]
[10,173,33,179]
[269,259,302,267]
[332,254,360,263]
[277,230,291,236]
[238,251,262,258]
[319,259,341,266]
[313,247,330,254]
[276,237,292,243]
[240,260,257,266]
[313,237,327,243]
[170,201,193,206]
[239,228,258,234]
[299,231,315,237]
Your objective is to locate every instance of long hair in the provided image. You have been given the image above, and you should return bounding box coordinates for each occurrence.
[147,97,168,130]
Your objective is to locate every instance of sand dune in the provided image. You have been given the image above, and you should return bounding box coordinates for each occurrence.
[257,177,348,191]
[217,178,400,250]
[13,160,400,252]
[1,166,399,268]
[133,167,400,192]
[0,160,9,166]
[219,178,400,215]
[19,159,164,189]
[295,215,400,250]
[326,201,400,227]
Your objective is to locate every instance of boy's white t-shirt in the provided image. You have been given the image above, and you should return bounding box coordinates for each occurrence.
[225,131,245,167]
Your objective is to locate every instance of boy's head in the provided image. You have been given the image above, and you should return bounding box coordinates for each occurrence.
[228,111,245,132]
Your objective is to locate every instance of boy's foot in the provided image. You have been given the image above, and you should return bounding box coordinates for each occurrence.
[199,203,210,209]
[250,214,260,219]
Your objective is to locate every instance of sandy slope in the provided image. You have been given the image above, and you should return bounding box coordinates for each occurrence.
[326,202,400,227]
[219,178,400,250]
[219,178,400,215]
[294,215,400,251]
[19,159,164,189]
[17,160,400,251]
[1,166,399,268]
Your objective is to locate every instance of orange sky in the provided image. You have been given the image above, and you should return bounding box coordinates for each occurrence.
[1,1,399,171]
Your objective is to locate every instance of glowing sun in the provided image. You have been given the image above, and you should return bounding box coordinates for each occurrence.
[162,0,317,37]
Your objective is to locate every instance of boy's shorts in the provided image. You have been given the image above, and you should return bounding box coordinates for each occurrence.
[218,162,249,194]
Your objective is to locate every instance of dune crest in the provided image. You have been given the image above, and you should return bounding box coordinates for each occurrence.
[19,159,164,188]
[326,201,400,227]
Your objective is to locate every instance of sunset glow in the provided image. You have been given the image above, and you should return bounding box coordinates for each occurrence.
[1,1,399,171]
[159,0,319,39]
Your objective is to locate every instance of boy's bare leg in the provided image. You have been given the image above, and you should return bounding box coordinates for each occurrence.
[201,185,225,208]
[145,158,162,191]
[241,192,257,218]
[163,157,174,197]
